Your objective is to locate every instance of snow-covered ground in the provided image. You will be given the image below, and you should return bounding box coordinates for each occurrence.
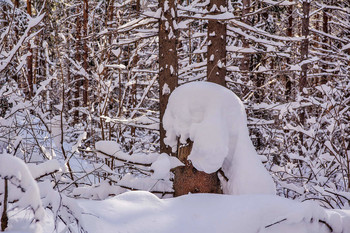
[32,191,349,233]
[2,82,350,233]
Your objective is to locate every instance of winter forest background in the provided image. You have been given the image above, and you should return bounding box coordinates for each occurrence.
[0,0,350,232]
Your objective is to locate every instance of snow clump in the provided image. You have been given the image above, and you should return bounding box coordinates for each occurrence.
[163,81,276,195]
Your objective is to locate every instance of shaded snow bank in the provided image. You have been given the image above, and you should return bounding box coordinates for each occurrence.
[163,82,275,195]
[78,191,350,233]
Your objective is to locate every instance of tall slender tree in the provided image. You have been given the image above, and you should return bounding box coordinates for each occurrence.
[207,0,226,86]
[299,0,310,92]
[74,5,82,123]
[26,0,33,98]
[239,0,251,79]
[172,0,226,196]
[159,0,178,155]
[82,0,89,108]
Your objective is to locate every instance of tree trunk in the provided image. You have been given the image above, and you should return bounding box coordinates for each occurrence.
[173,0,227,196]
[159,0,178,155]
[82,0,89,108]
[298,0,310,151]
[26,0,33,98]
[173,141,222,196]
[207,0,226,86]
[299,0,310,92]
[287,0,293,38]
[321,0,329,84]
[285,0,293,99]
[74,6,81,123]
[239,0,251,81]
[1,179,8,232]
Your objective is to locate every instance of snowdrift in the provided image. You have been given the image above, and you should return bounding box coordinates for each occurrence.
[75,191,350,233]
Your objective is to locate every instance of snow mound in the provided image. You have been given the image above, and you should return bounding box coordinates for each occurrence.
[78,191,350,233]
[163,81,275,195]
[0,153,45,232]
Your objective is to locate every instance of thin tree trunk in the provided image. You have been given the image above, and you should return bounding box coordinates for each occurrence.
[240,0,251,80]
[82,0,89,108]
[287,0,293,38]
[299,0,310,92]
[26,0,33,98]
[13,0,20,85]
[207,0,226,86]
[321,0,329,84]
[67,34,72,111]
[299,0,310,152]
[74,6,81,123]
[1,179,8,232]
[285,0,293,99]
[159,0,178,155]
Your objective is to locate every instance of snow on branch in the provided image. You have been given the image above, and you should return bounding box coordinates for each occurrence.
[94,141,183,195]
[0,13,45,73]
[95,141,182,169]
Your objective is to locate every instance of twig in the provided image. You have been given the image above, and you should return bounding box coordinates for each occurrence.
[265,218,287,228]
[265,218,333,232]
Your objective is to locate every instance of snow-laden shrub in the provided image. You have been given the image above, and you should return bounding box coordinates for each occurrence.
[0,153,45,232]
[270,80,350,208]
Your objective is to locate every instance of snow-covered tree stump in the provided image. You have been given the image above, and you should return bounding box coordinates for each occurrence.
[163,81,275,196]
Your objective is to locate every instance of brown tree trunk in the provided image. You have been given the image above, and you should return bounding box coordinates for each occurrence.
[321,0,329,84]
[82,0,89,108]
[299,0,310,92]
[207,0,226,86]
[67,34,72,111]
[74,6,81,123]
[173,0,226,197]
[173,141,222,196]
[12,0,20,85]
[26,0,33,98]
[285,0,293,99]
[1,179,8,232]
[299,0,310,151]
[287,0,293,38]
[240,0,251,80]
[159,0,178,155]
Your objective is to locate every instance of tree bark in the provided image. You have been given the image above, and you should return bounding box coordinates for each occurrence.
[298,0,310,151]
[285,0,294,99]
[26,0,33,98]
[74,6,82,123]
[1,179,8,232]
[82,0,89,108]
[299,0,310,92]
[207,0,226,86]
[240,0,251,79]
[173,141,222,196]
[173,0,227,196]
[321,0,329,84]
[159,0,178,155]
[286,0,293,38]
